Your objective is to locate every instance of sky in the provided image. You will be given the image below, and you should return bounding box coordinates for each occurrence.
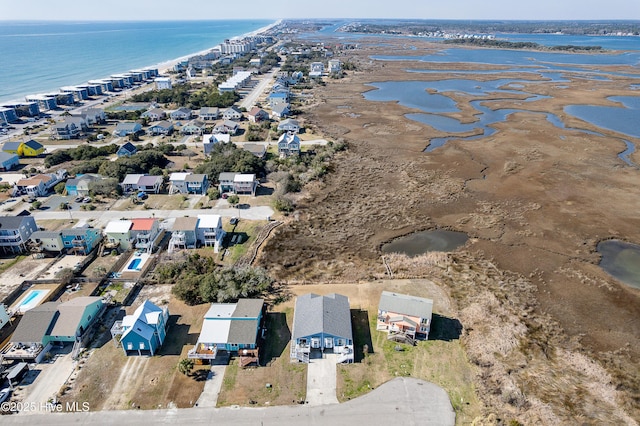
[1,0,639,21]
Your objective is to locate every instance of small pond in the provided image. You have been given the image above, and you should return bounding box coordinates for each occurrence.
[382,230,468,257]
[597,239,640,289]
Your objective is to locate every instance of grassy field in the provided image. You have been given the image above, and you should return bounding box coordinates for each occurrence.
[220,220,267,264]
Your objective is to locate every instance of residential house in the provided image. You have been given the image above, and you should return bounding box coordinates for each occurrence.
[0,304,10,332]
[233,174,258,196]
[141,108,166,122]
[277,118,300,134]
[181,119,207,135]
[61,225,102,255]
[168,216,198,251]
[170,107,192,121]
[2,142,23,156]
[203,133,230,155]
[290,293,354,363]
[52,120,81,140]
[199,107,220,121]
[22,140,46,157]
[148,120,174,136]
[155,77,172,90]
[117,142,138,157]
[278,132,300,158]
[65,173,103,196]
[267,92,289,108]
[168,172,190,194]
[242,143,266,159]
[15,175,50,197]
[218,172,237,193]
[222,106,243,121]
[103,219,133,250]
[136,175,163,194]
[377,291,434,342]
[271,103,291,119]
[28,230,63,253]
[114,122,142,137]
[76,108,106,125]
[328,59,342,73]
[6,297,104,362]
[121,174,144,193]
[196,214,225,252]
[247,107,268,123]
[185,174,209,195]
[188,299,264,364]
[309,62,325,78]
[213,120,239,135]
[130,218,161,253]
[113,300,169,356]
[0,152,19,171]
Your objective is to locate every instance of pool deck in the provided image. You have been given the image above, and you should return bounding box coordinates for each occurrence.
[8,283,65,315]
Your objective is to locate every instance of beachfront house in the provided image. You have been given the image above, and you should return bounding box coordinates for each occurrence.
[104,219,133,250]
[0,214,38,254]
[170,107,192,121]
[52,120,81,140]
[196,214,225,252]
[6,303,59,362]
[277,132,300,158]
[117,142,138,157]
[114,122,142,137]
[188,299,264,366]
[113,300,169,356]
[290,293,354,364]
[168,216,199,252]
[46,297,105,344]
[61,225,102,256]
[377,292,434,343]
[277,118,300,133]
[148,120,174,136]
[130,218,161,253]
[0,152,19,171]
[28,231,64,253]
[199,107,220,121]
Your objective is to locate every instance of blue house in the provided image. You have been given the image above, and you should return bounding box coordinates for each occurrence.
[184,174,209,195]
[0,152,19,171]
[117,142,138,157]
[290,293,354,363]
[188,299,264,362]
[113,300,169,356]
[61,225,102,255]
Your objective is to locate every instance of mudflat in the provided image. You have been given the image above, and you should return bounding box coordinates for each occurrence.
[258,37,640,423]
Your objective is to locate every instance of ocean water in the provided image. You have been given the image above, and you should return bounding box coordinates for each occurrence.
[0,20,272,103]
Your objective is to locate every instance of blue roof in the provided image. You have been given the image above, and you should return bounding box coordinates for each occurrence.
[119,142,137,154]
[24,140,43,150]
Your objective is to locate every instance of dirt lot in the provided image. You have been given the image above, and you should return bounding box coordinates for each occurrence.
[59,284,211,411]
[256,37,640,424]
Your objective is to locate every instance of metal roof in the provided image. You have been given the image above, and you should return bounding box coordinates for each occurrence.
[378,291,433,320]
[292,293,352,341]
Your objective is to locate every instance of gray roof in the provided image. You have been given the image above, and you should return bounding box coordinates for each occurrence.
[115,122,141,131]
[0,215,30,230]
[378,291,433,320]
[30,230,62,240]
[292,293,352,340]
[2,141,22,152]
[218,172,237,182]
[61,225,93,237]
[226,299,263,344]
[0,152,18,162]
[184,174,206,183]
[137,175,162,186]
[48,297,102,338]
[11,302,59,344]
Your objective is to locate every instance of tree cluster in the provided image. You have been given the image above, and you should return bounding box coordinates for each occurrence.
[156,254,275,305]
[130,83,239,109]
[45,144,119,167]
[195,142,265,182]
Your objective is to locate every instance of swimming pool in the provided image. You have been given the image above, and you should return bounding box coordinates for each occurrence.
[17,289,50,313]
[127,258,142,271]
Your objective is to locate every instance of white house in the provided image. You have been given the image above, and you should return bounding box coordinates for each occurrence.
[196,215,225,252]
[155,77,172,90]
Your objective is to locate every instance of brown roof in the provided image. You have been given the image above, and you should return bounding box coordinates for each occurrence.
[172,216,198,231]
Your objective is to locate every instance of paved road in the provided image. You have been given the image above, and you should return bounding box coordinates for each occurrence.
[28,206,274,228]
[240,68,279,110]
[2,377,456,425]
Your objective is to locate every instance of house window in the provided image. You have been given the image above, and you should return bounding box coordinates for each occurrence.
[336,339,345,346]
[421,318,429,325]
[139,342,145,349]
[127,343,133,350]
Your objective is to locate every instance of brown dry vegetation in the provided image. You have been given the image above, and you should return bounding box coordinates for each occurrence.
[257,37,640,424]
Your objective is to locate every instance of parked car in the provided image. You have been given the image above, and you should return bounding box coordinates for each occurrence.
[230,217,238,225]
[82,197,91,203]
[0,387,11,403]
[75,196,84,202]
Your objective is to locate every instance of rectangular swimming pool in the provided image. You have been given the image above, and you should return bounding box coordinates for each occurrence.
[17,289,50,313]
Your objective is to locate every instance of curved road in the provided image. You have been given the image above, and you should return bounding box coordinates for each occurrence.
[5,377,455,425]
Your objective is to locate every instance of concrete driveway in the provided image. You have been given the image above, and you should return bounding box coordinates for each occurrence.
[2,377,455,425]
[305,353,339,406]
[195,365,227,408]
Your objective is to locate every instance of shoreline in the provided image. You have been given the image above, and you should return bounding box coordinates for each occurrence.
[0,19,281,105]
